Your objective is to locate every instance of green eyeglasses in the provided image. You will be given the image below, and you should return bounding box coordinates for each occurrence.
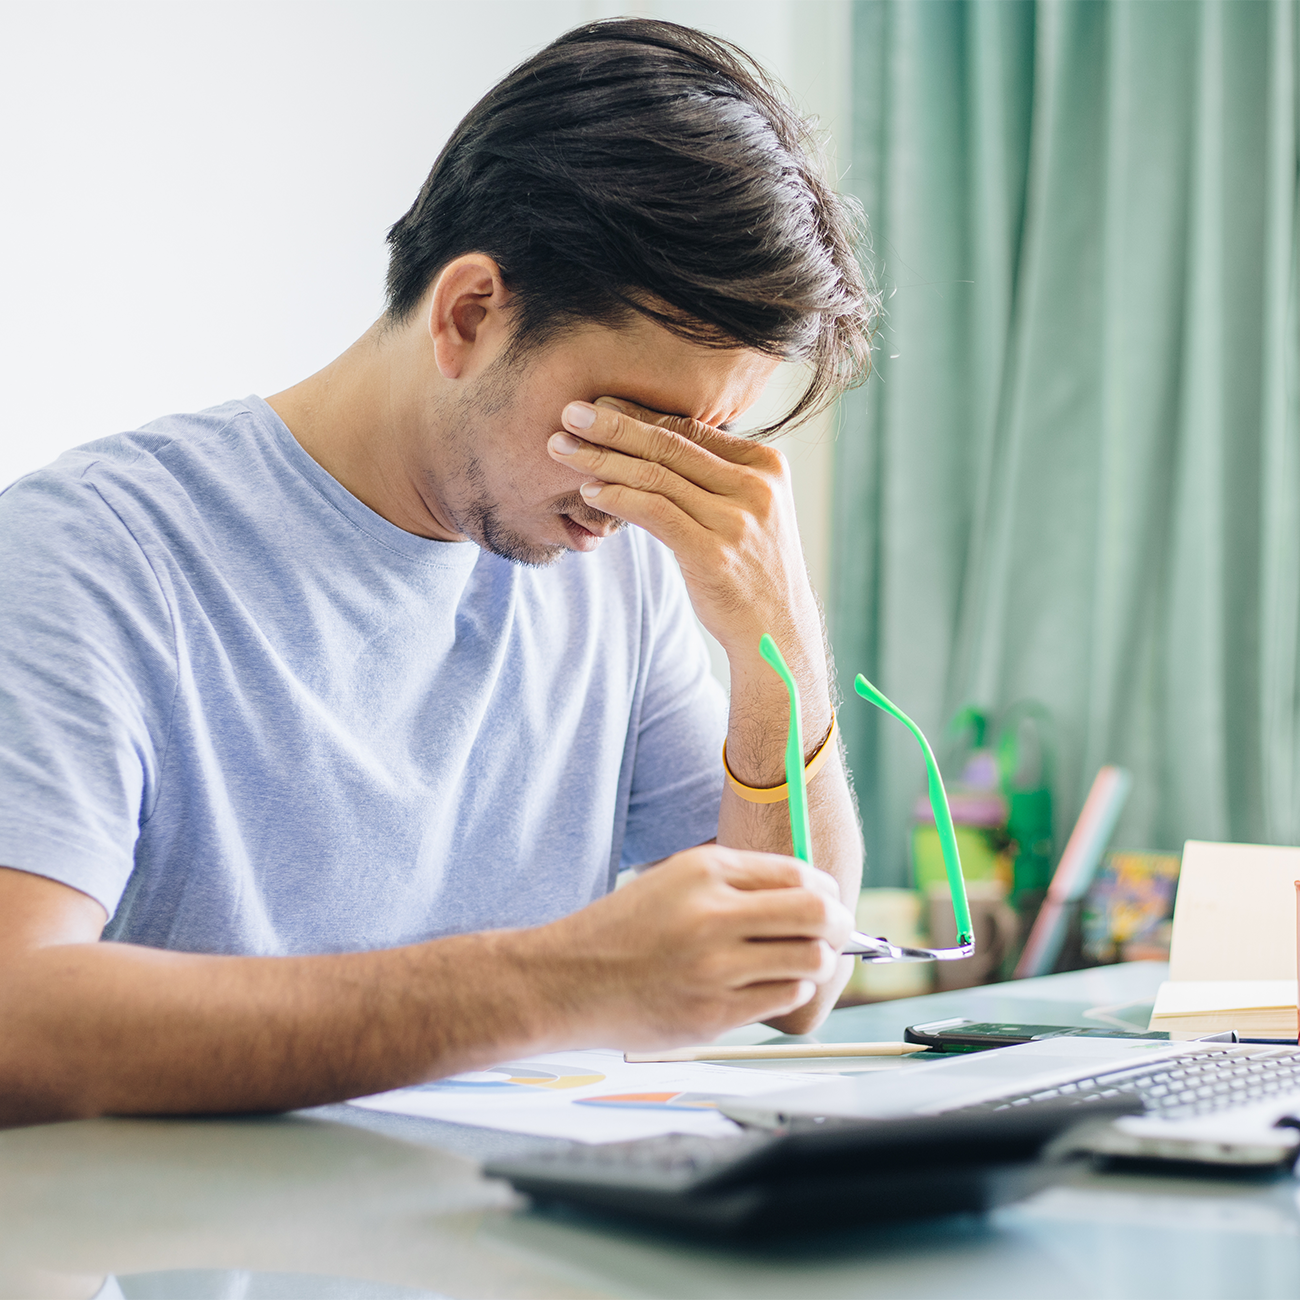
[758,633,975,963]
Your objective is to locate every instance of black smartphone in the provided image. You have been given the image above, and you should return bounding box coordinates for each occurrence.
[903,1017,1171,1052]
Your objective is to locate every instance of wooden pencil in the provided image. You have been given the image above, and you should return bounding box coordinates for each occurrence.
[624,1042,929,1063]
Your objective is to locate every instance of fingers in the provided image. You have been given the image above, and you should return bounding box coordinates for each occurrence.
[728,979,818,1023]
[575,477,708,553]
[699,934,837,1000]
[682,848,854,950]
[555,845,853,1045]
[549,398,791,564]
[591,397,770,469]
[554,399,770,497]
[699,848,804,890]
[740,938,842,985]
[551,435,723,532]
[547,398,800,646]
[710,850,841,903]
[738,890,853,947]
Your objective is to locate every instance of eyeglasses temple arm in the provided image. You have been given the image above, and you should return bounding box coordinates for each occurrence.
[853,674,974,947]
[758,633,812,865]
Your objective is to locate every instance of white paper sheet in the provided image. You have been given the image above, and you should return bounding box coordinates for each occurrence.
[348,1049,829,1143]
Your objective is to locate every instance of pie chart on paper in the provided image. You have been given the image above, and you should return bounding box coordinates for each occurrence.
[576,1091,731,1112]
[349,1048,835,1142]
[414,1062,606,1092]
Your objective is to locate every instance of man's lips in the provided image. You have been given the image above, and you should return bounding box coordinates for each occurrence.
[565,515,614,539]
[560,513,617,551]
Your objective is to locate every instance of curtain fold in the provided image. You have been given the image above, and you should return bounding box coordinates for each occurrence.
[833,0,1300,887]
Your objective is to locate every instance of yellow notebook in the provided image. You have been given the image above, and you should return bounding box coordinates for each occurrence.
[1147,841,1299,1039]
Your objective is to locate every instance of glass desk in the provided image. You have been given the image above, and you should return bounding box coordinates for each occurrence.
[2,963,1296,1300]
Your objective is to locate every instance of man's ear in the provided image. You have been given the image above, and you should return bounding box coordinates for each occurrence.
[426,254,513,380]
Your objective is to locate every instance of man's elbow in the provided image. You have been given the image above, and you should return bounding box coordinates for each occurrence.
[0,991,102,1128]
[0,1053,100,1128]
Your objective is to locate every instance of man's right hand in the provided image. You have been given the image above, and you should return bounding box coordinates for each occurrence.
[516,844,855,1049]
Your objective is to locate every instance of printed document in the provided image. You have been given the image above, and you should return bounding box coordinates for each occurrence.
[349,1048,827,1143]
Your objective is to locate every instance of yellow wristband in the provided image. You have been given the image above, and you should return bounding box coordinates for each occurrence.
[722,710,839,804]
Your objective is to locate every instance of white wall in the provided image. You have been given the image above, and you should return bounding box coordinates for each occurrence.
[0,0,849,594]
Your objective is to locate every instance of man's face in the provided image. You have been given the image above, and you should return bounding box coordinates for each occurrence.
[425,315,780,566]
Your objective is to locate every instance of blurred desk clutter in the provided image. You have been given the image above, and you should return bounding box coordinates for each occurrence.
[1082,851,1181,964]
[1014,765,1133,977]
[846,702,1048,1004]
[850,789,1300,1049]
[909,703,1056,919]
[847,845,1181,1006]
[842,694,1183,1004]
[844,697,1297,1021]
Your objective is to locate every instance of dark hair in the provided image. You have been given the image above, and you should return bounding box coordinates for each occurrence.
[385,18,875,432]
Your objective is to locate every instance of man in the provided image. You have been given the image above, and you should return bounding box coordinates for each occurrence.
[0,19,875,1126]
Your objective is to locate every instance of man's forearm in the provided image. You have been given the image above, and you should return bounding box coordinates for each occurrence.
[0,930,554,1126]
[0,844,857,1127]
[717,626,862,897]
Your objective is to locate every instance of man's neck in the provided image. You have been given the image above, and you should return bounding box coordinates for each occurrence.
[266,322,464,542]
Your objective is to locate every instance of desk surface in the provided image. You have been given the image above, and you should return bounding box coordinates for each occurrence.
[3,962,1297,1300]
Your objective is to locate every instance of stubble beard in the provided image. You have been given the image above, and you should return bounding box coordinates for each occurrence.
[441,356,626,569]
[459,467,626,569]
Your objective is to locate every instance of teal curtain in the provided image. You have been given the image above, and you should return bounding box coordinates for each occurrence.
[833,0,1300,887]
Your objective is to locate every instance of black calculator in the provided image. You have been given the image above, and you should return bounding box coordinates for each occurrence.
[485,1096,1139,1237]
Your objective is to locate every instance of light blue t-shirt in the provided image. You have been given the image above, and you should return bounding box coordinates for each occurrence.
[0,397,727,955]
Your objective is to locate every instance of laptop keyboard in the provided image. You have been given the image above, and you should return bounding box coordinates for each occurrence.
[944,1044,1300,1121]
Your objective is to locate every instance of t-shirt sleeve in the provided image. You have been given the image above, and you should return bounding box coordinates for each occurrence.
[0,467,176,914]
[619,538,728,867]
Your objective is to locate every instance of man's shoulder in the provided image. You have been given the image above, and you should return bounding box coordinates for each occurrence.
[8,396,259,493]
[0,397,278,549]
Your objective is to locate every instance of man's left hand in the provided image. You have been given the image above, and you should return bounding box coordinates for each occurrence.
[548,395,860,1040]
[548,398,819,664]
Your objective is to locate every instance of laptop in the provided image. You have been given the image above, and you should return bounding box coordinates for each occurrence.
[720,1034,1300,1167]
